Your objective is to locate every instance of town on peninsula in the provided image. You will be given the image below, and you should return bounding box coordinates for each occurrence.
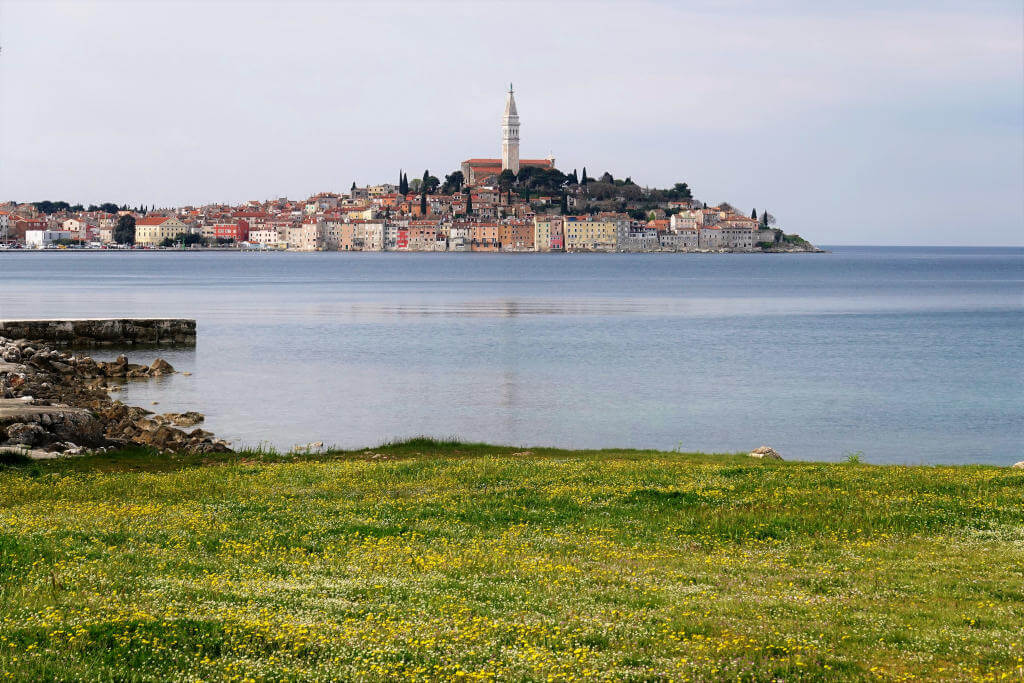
[0,86,818,253]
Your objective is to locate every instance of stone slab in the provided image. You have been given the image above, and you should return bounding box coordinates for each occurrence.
[0,398,92,426]
[0,319,196,347]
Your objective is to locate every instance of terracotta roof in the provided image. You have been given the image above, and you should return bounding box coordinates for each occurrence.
[135,216,175,226]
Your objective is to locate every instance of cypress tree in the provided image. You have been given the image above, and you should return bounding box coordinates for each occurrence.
[761,210,768,228]
[351,181,356,192]
[751,208,757,220]
[466,193,473,216]
[581,167,589,186]
[420,192,427,215]
[560,193,568,213]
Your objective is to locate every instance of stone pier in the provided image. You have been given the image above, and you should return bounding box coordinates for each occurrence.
[0,319,196,347]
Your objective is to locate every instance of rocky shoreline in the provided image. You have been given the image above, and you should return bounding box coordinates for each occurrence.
[0,336,231,459]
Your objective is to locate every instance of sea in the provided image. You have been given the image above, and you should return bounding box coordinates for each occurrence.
[1,247,1021,465]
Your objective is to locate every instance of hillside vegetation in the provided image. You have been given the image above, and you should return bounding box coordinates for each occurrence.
[1,440,1022,681]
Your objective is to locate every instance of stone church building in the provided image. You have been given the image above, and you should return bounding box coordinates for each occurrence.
[461,85,555,186]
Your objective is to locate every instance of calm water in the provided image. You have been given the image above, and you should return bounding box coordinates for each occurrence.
[1,247,1021,464]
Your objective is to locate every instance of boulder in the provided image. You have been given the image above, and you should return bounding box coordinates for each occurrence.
[1012,461,1024,469]
[49,361,74,374]
[749,446,783,460]
[160,411,203,427]
[5,422,49,447]
[149,358,175,376]
[125,364,151,378]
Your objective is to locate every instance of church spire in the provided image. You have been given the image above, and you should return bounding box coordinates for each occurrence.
[502,84,520,173]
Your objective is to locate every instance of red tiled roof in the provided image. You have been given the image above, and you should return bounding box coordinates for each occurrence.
[135,216,174,226]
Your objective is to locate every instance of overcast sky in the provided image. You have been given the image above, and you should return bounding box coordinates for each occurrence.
[1,0,1021,245]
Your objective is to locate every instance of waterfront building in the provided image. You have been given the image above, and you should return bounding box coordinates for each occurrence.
[134,216,189,245]
[533,216,566,252]
[660,228,698,251]
[470,223,500,251]
[353,220,385,251]
[617,222,660,252]
[286,218,324,251]
[563,216,618,252]
[698,225,722,249]
[449,223,471,251]
[25,229,73,248]
[249,228,285,247]
[500,220,534,251]
[408,220,440,251]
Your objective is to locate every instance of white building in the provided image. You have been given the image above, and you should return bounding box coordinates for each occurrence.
[249,228,286,247]
[25,230,72,248]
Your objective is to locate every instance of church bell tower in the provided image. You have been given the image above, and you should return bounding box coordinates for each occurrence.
[501,84,520,174]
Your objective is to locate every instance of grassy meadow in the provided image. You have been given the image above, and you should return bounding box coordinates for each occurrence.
[1,440,1022,681]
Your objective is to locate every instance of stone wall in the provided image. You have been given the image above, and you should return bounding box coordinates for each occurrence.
[0,319,196,347]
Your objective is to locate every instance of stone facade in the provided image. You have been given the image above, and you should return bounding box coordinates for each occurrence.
[502,84,520,173]
[0,319,196,347]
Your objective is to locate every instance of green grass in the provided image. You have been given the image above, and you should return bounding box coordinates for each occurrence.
[1,439,1022,681]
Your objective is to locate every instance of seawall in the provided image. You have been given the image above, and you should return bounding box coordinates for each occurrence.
[0,319,196,347]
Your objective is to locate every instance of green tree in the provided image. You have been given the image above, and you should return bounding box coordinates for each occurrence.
[442,171,464,194]
[751,208,758,220]
[580,168,589,186]
[420,170,440,194]
[559,193,568,214]
[466,192,473,216]
[99,202,119,214]
[114,215,136,245]
[420,192,427,215]
[498,169,516,193]
[351,182,357,192]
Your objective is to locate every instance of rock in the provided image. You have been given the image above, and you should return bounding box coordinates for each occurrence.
[49,361,74,374]
[749,446,783,460]
[160,411,204,427]
[149,358,174,375]
[5,422,49,447]
[1012,461,1024,469]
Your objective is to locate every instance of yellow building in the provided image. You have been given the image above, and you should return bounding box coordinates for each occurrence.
[563,217,617,251]
[533,216,565,252]
[134,216,189,245]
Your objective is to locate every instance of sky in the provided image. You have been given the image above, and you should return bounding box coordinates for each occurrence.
[1,0,1021,245]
